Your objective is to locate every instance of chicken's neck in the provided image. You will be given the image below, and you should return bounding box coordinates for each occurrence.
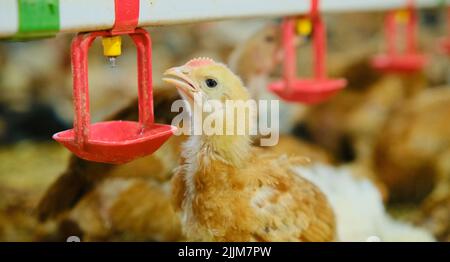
[182,96,256,171]
[182,133,252,172]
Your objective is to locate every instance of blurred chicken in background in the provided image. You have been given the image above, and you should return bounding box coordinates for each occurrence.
[374,87,450,202]
[295,163,434,241]
[372,87,450,241]
[0,37,71,144]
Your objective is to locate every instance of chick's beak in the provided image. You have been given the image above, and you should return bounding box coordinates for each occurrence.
[163,66,199,103]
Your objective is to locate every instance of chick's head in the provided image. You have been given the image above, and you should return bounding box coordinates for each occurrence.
[164,57,250,108]
[163,58,255,161]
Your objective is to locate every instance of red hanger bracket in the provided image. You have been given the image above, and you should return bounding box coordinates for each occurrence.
[268,0,346,104]
[53,0,176,164]
[371,0,427,73]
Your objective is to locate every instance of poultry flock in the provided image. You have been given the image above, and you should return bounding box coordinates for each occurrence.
[0,11,448,242]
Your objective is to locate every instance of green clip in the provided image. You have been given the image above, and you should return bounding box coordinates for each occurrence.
[14,0,60,40]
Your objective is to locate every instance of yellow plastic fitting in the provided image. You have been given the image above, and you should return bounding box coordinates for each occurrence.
[102,36,122,57]
[394,10,410,24]
[296,18,312,36]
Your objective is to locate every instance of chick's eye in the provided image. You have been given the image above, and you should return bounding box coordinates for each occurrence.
[205,78,217,88]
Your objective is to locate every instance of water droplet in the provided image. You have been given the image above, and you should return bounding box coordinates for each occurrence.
[108,57,117,68]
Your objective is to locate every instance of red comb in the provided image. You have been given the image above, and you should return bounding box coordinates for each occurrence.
[186,57,215,67]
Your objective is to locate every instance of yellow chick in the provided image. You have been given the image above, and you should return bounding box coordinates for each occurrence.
[164,58,336,242]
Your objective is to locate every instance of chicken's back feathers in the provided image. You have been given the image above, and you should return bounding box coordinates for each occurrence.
[173,148,336,242]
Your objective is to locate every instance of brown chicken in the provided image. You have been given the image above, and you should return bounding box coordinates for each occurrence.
[346,74,427,165]
[374,87,450,203]
[165,58,336,241]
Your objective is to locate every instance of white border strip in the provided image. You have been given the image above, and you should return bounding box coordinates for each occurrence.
[0,0,445,38]
[0,0,18,36]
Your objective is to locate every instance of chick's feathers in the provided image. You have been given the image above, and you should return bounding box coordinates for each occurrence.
[173,149,336,242]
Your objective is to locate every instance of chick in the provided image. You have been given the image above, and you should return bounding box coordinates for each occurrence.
[164,58,336,242]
